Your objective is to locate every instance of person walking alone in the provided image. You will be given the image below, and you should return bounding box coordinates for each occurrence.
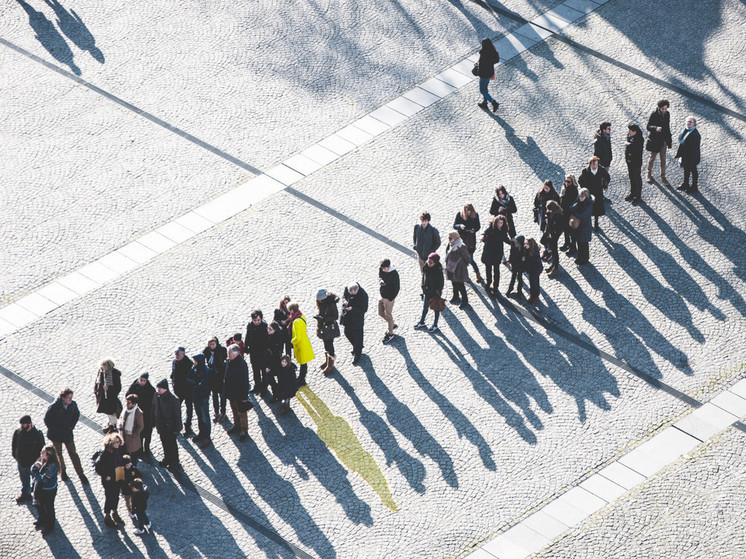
[378,259,400,343]
[476,38,500,113]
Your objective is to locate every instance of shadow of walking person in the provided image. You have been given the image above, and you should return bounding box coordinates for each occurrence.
[15,0,81,75]
[44,0,104,63]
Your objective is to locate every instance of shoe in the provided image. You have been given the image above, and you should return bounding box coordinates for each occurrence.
[112,511,124,525]
[158,460,169,467]
[41,526,55,536]
[382,333,394,344]
[239,434,248,442]
[566,249,577,257]
[34,520,43,527]
[645,174,653,183]
[16,493,32,503]
[227,427,240,434]
[130,512,137,520]
[183,429,194,438]
[575,259,588,265]
[677,184,688,191]
[594,225,600,232]
[624,194,633,201]
[80,475,89,485]
[60,473,70,482]
[280,403,290,415]
[428,325,440,333]
[686,186,698,193]
[515,292,524,299]
[547,268,558,277]
[249,387,259,394]
[528,297,539,304]
[475,272,483,284]
[449,297,461,304]
[104,514,117,528]
[134,528,146,535]
[166,463,182,472]
[661,177,671,187]
[505,289,513,296]
[459,302,469,310]
[414,322,427,330]
[559,244,569,252]
[491,101,499,113]
[212,416,219,424]
[632,197,640,205]
[352,354,361,365]
[198,438,212,449]
[393,324,398,330]
[477,101,488,109]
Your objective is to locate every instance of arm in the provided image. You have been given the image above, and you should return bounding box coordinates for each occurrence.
[12,431,18,461]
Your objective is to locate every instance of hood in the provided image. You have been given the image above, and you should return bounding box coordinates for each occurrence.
[192,353,207,370]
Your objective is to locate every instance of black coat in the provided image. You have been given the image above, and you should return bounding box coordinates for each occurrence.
[44,398,80,443]
[151,389,181,434]
[264,330,284,373]
[342,285,368,331]
[453,212,481,252]
[95,447,124,486]
[224,356,249,401]
[477,47,499,78]
[543,210,565,243]
[379,268,400,301]
[534,188,560,230]
[525,250,543,277]
[127,379,155,432]
[508,243,525,273]
[570,196,594,243]
[646,108,672,152]
[12,427,45,467]
[273,363,297,400]
[481,224,510,265]
[625,132,644,167]
[246,320,269,358]
[489,195,517,236]
[203,343,227,392]
[421,262,444,299]
[95,368,123,416]
[578,166,610,217]
[171,357,193,400]
[413,224,441,261]
[593,131,613,167]
[315,295,340,340]
[675,127,701,168]
[132,489,150,514]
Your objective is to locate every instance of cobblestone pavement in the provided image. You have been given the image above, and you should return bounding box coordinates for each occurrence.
[1,0,746,558]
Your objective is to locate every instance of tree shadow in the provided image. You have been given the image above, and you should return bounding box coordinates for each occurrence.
[44,0,105,63]
[15,0,81,75]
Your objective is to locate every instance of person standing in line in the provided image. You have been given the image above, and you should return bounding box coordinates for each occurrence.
[578,156,610,232]
[12,414,45,503]
[44,387,89,484]
[126,372,155,455]
[570,188,594,266]
[413,211,441,274]
[378,259,400,343]
[188,353,212,449]
[593,121,613,170]
[342,283,369,365]
[94,432,126,528]
[274,356,298,415]
[273,296,293,357]
[645,99,672,186]
[224,344,251,442]
[170,347,194,437]
[264,322,285,401]
[453,204,483,284]
[203,337,227,423]
[525,238,543,304]
[543,200,564,277]
[30,445,59,535]
[287,302,315,386]
[489,185,517,238]
[559,175,579,254]
[315,289,341,375]
[246,310,269,396]
[505,235,526,298]
[675,116,701,193]
[95,359,123,430]
[414,253,444,333]
[624,123,645,204]
[118,394,144,460]
[130,478,151,535]
[480,214,511,296]
[445,232,471,309]
[476,37,500,113]
[533,180,560,235]
[151,379,181,470]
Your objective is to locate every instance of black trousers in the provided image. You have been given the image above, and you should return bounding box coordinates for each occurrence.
[36,488,57,528]
[345,327,364,357]
[103,481,120,514]
[451,281,468,302]
[323,339,335,357]
[577,241,590,264]
[211,389,226,416]
[250,353,265,391]
[628,162,643,198]
[508,270,524,293]
[484,263,500,289]
[159,432,179,466]
[178,397,193,429]
[683,165,699,188]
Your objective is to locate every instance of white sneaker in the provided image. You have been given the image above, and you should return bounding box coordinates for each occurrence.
[133,528,145,535]
[145,523,151,530]
[129,513,136,520]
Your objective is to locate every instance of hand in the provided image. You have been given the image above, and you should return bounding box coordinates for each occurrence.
[656,126,662,132]
[105,476,111,481]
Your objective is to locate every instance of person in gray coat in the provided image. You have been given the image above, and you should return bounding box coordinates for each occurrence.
[413,211,441,274]
[445,232,472,309]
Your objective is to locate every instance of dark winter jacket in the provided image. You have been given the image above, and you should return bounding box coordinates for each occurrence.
[508,242,526,274]
[543,209,565,243]
[453,211,481,252]
[187,354,211,401]
[245,320,269,358]
[646,108,672,152]
[490,194,517,236]
[445,241,471,283]
[379,267,400,301]
[203,341,227,393]
[342,284,369,331]
[263,330,284,373]
[273,362,297,400]
[422,262,445,299]
[675,127,701,168]
[224,355,249,402]
[95,447,124,487]
[44,398,80,443]
[593,130,613,167]
[481,224,511,265]
[12,426,45,467]
[132,489,149,514]
[151,389,181,434]
[625,131,644,167]
[570,195,594,243]
[95,368,123,416]
[127,379,155,432]
[477,47,499,79]
[534,187,560,230]
[578,165,610,217]
[171,356,193,400]
[525,250,543,277]
[31,461,58,492]
[413,224,441,261]
[315,295,340,340]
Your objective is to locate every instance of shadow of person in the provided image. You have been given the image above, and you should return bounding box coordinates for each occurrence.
[334,372,428,494]
[36,515,84,559]
[15,0,81,75]
[44,0,104,63]
[388,339,497,470]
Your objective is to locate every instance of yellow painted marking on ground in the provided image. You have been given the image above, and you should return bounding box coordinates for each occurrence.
[296,384,398,512]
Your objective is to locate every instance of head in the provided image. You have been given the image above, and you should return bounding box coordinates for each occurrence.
[525,238,539,254]
[565,174,578,189]
[19,415,33,431]
[278,295,291,312]
[481,37,495,54]
[227,344,241,360]
[126,394,138,409]
[347,283,359,295]
[448,231,460,244]
[99,359,115,373]
[156,379,169,394]
[579,187,590,201]
[232,333,242,342]
[131,478,144,492]
[493,215,506,230]
[546,200,561,214]
[427,252,440,267]
[104,432,123,451]
[281,355,291,368]
[60,387,74,405]
[657,99,670,112]
[41,444,58,466]
[627,123,641,136]
[588,156,600,170]
[542,179,553,193]
[380,258,391,272]
[287,302,299,314]
[250,310,263,324]
[174,347,186,361]
[419,211,431,228]
[685,115,697,128]
[461,203,476,219]
[208,337,218,350]
[495,185,508,200]
[138,371,149,386]
[513,235,525,248]
[268,321,280,336]
[599,121,611,135]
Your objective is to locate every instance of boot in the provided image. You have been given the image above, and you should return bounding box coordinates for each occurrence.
[104,513,117,527]
[280,402,291,415]
[112,510,124,525]
[319,352,330,374]
[475,270,483,284]
[325,354,336,375]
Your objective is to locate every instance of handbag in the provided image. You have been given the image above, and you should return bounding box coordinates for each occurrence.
[569,216,580,230]
[429,297,446,312]
[318,321,340,340]
[471,63,479,76]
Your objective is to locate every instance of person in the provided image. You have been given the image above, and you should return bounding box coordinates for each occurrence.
[489,185,517,238]
[414,252,444,333]
[226,333,245,355]
[12,414,45,503]
[273,355,298,415]
[126,372,155,455]
[117,394,144,459]
[593,121,613,171]
[675,116,701,193]
[624,123,644,204]
[188,353,212,448]
[31,445,59,535]
[506,235,526,298]
[413,211,441,273]
[476,37,500,113]
[44,387,89,484]
[151,379,181,470]
[578,156,610,232]
[543,200,564,276]
[315,289,341,375]
[378,259,400,343]
[95,359,123,429]
[273,295,293,356]
[170,347,194,437]
[224,344,251,442]
[533,180,560,234]
[119,454,142,520]
[559,175,579,253]
[131,478,151,535]
[525,238,543,304]
[445,231,471,309]
[646,99,672,186]
[342,283,369,365]
[570,188,594,265]
[288,302,315,386]
[264,321,285,401]
[203,337,227,423]
[94,432,126,527]
[480,214,510,295]
[453,203,483,283]
[246,310,269,396]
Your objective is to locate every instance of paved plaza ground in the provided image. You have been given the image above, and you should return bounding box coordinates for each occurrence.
[1,0,745,558]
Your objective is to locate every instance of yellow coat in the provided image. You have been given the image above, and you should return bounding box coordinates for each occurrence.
[291,315,315,365]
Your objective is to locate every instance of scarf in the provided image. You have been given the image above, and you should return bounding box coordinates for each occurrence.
[678,126,696,143]
[451,237,464,249]
[122,406,138,435]
[590,167,598,175]
[103,369,113,388]
[287,310,303,325]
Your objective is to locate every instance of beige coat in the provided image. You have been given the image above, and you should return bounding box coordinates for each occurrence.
[118,407,144,454]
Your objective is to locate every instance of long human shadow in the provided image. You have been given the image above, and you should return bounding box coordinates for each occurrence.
[334,372,428,494]
[254,402,376,524]
[389,338,497,469]
[15,0,81,75]
[44,0,104,63]
[358,352,459,489]
[28,489,83,559]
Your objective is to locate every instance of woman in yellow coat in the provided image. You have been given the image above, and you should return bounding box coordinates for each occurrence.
[288,302,315,386]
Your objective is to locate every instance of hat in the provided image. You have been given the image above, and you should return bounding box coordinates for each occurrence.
[316,289,327,301]
[427,252,440,263]
[156,379,169,390]
[513,235,525,244]
[174,346,185,355]
[139,371,149,380]
[19,415,32,424]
